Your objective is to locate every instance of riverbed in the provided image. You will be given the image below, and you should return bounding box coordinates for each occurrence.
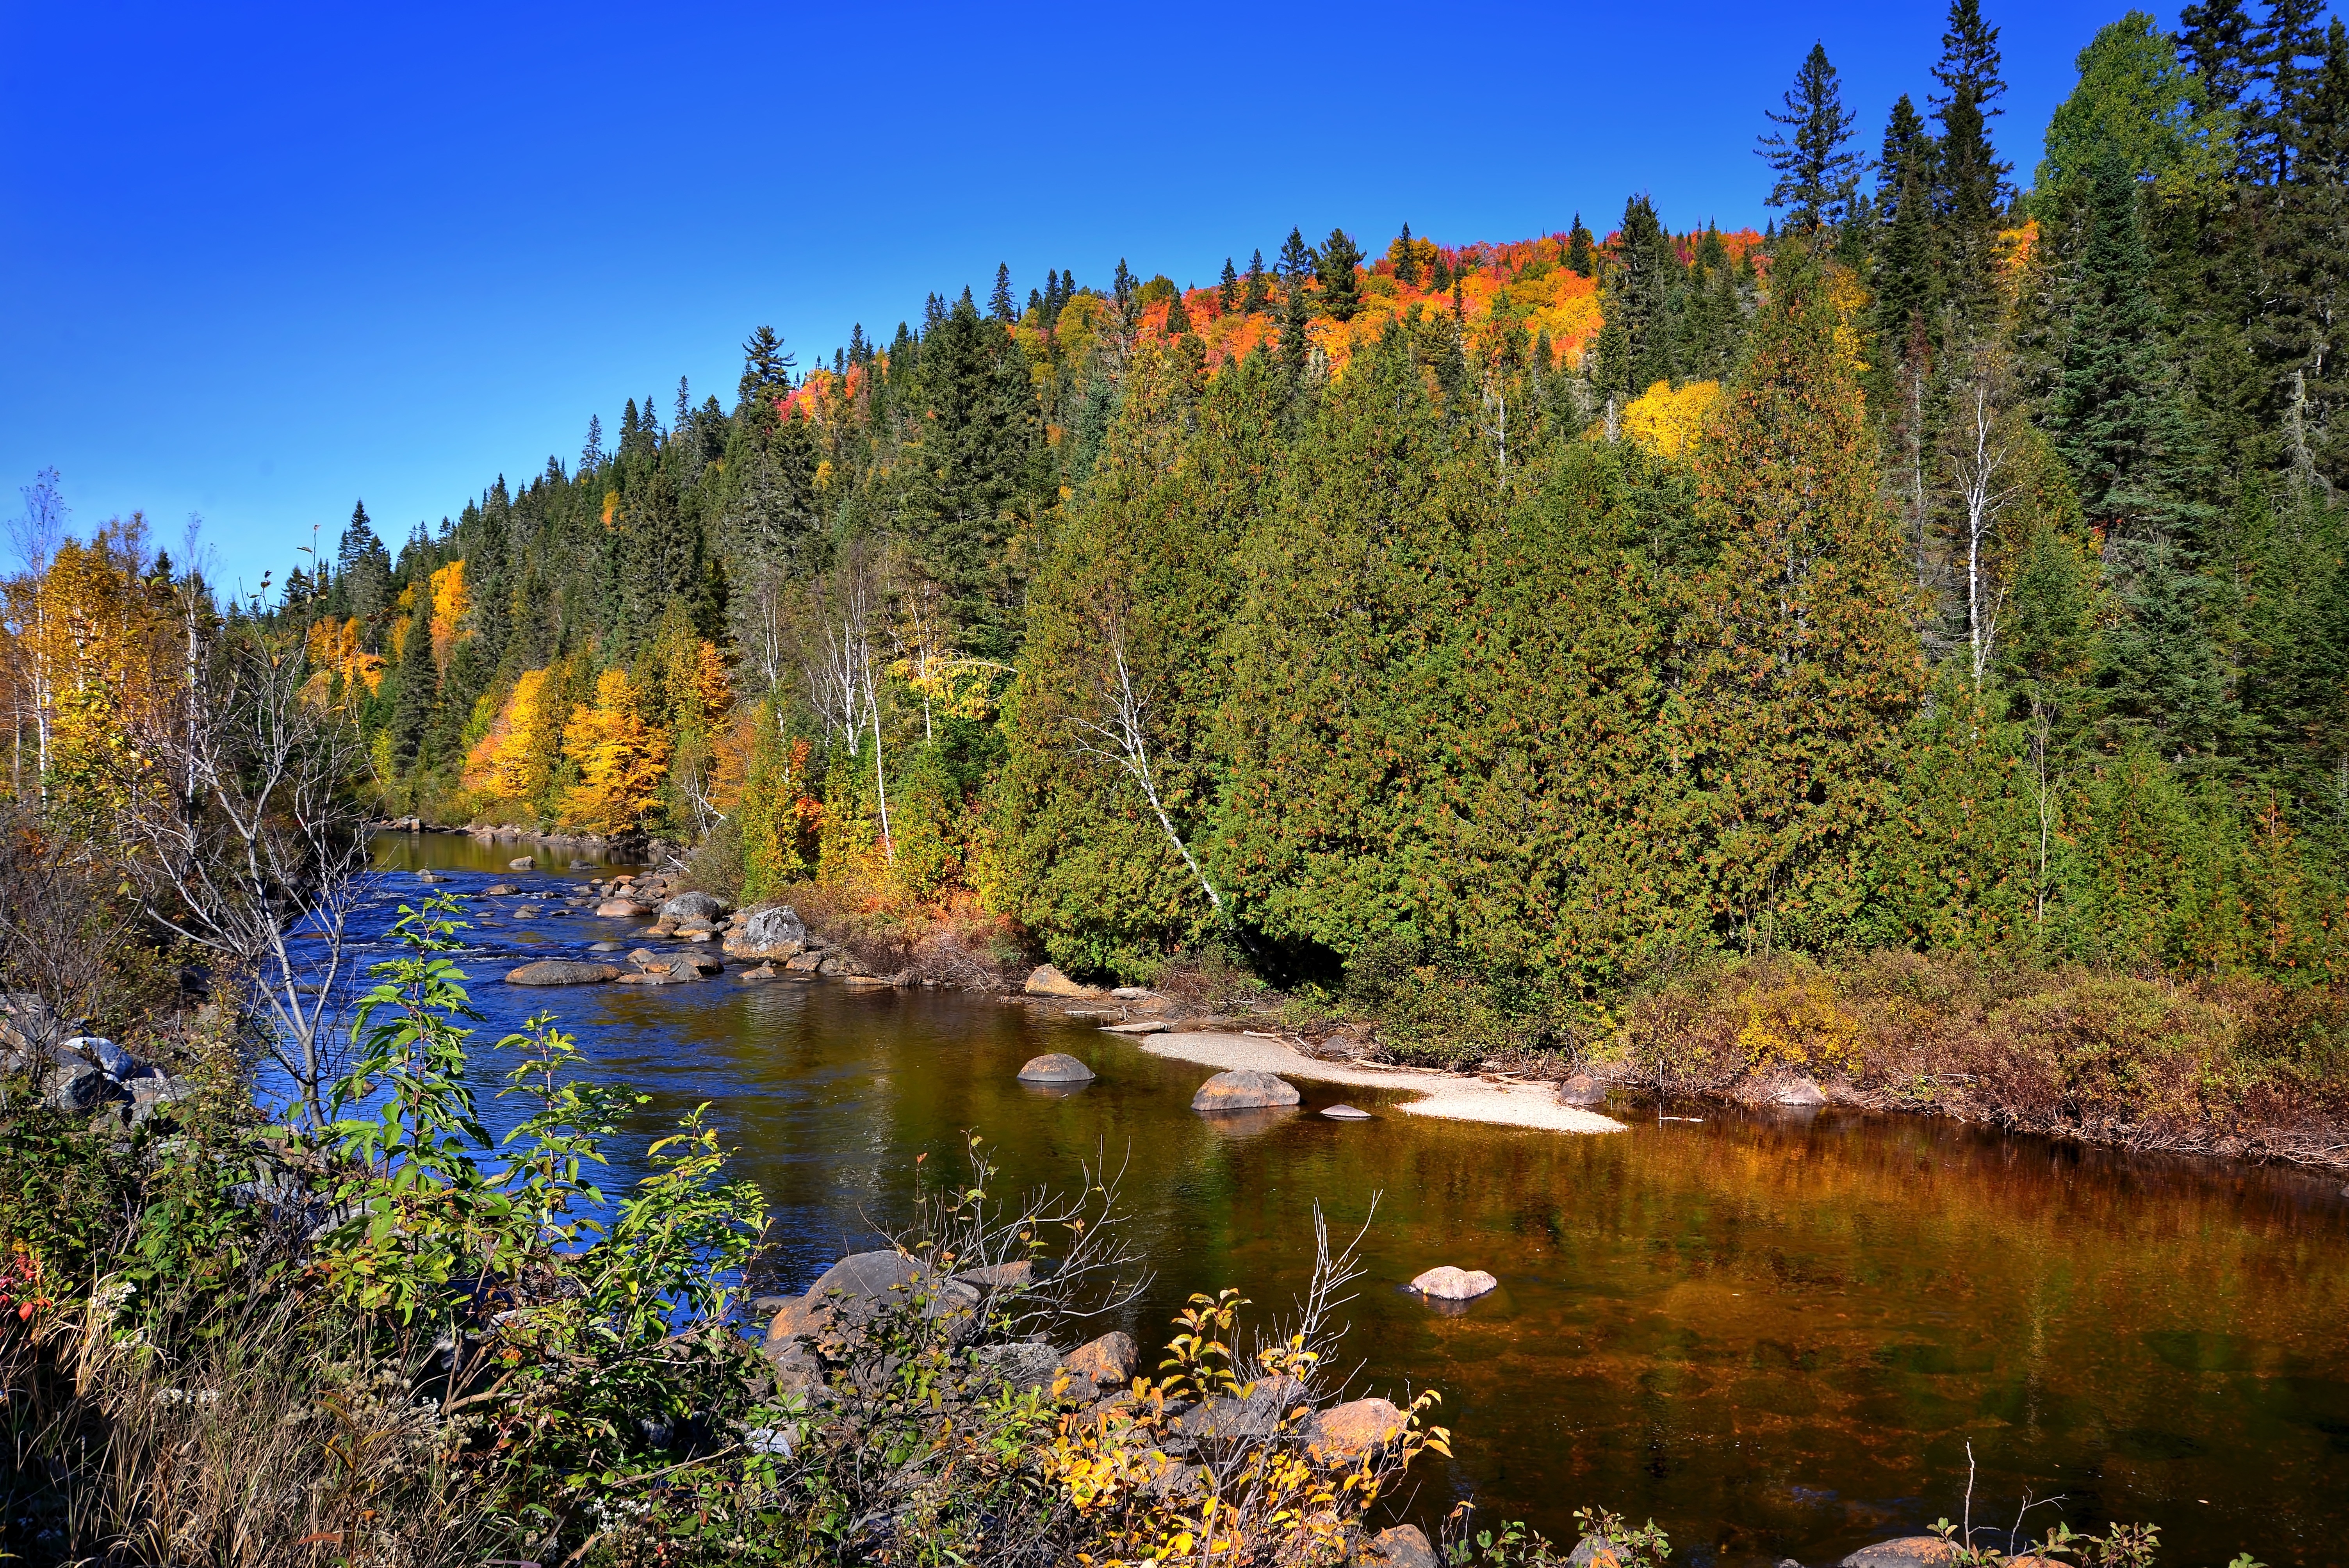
[358,833,2349,1568]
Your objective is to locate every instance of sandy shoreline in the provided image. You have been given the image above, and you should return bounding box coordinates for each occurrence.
[1132,1029,1625,1135]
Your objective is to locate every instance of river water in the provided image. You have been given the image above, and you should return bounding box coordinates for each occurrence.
[356,834,2349,1568]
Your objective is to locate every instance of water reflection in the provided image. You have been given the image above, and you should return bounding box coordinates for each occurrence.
[361,834,2349,1566]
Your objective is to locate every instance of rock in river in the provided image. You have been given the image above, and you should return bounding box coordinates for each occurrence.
[1017,1052,1096,1084]
[505,960,623,987]
[726,905,809,959]
[1064,1330,1137,1385]
[1840,1540,1964,1568]
[1360,1525,1438,1568]
[597,899,653,917]
[1407,1265,1498,1301]
[1321,1103,1372,1120]
[484,883,520,896]
[1556,1073,1608,1105]
[660,891,730,924]
[508,856,535,870]
[1309,1396,1406,1457]
[1191,1070,1299,1113]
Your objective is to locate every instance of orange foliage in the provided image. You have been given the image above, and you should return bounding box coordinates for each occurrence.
[464,666,565,806]
[303,617,385,703]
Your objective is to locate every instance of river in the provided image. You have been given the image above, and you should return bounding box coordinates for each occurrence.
[356,832,2349,1568]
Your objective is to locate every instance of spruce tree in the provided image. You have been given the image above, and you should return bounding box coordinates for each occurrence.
[1317,228,1363,321]
[1931,0,2012,324]
[2179,0,2256,117]
[1566,214,1595,277]
[1242,249,1269,313]
[1756,42,1861,238]
[1392,223,1420,285]
[736,326,795,413]
[990,262,1017,323]
[1164,288,1194,338]
[2046,158,2207,540]
[2246,0,2330,182]
[390,599,437,773]
[1279,228,1315,285]
[1873,94,1942,356]
[1219,257,1239,311]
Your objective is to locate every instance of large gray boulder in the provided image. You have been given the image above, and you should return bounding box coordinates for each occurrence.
[660,891,730,924]
[1191,1070,1299,1113]
[44,1060,117,1112]
[1360,1525,1438,1568]
[1839,1540,1964,1568]
[763,1251,977,1360]
[725,905,809,959]
[65,1035,138,1080]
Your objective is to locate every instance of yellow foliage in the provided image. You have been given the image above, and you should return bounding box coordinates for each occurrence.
[305,617,385,699]
[1618,379,1723,457]
[561,667,670,834]
[428,559,467,669]
[465,666,565,808]
[1735,971,1861,1072]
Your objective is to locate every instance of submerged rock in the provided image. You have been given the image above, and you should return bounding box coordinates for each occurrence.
[1017,1052,1096,1084]
[1840,1540,1964,1568]
[483,883,520,896]
[1309,1396,1405,1456]
[505,960,622,987]
[1321,1103,1372,1120]
[1191,1070,1299,1113]
[1407,1265,1498,1301]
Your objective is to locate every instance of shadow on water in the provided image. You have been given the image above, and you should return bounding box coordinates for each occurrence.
[348,836,2349,1568]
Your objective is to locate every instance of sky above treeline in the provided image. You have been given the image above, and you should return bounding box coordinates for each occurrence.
[2,0,2224,593]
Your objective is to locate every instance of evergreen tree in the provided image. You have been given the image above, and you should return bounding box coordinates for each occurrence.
[2246,0,2330,182]
[1873,94,1942,357]
[390,600,438,772]
[1317,228,1364,321]
[1219,256,1239,311]
[2046,157,2208,540]
[736,326,795,413]
[1602,195,1683,392]
[581,413,604,470]
[990,262,1017,323]
[1164,287,1194,338]
[335,502,393,632]
[2179,0,2257,116]
[1279,227,1315,284]
[1757,42,1861,237]
[1393,223,1420,285]
[1566,214,1595,277]
[1242,249,1269,313]
[1931,0,2012,323]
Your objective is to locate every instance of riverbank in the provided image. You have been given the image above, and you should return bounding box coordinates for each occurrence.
[1139,1028,1625,1133]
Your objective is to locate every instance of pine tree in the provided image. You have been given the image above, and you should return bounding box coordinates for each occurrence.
[2046,158,2208,541]
[1603,195,1684,392]
[581,413,605,471]
[737,326,795,414]
[1566,214,1595,277]
[1393,223,1420,285]
[1279,228,1315,284]
[1164,287,1194,338]
[2179,0,2257,117]
[1873,94,1943,355]
[1243,249,1269,313]
[990,262,1017,323]
[1757,42,1861,238]
[1317,228,1363,321]
[390,596,438,772]
[1931,0,2012,324]
[2246,0,2329,182]
[1219,257,1239,311]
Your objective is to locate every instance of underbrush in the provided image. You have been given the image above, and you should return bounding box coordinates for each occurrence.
[1603,952,2349,1164]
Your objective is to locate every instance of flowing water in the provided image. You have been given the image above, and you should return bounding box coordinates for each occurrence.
[356,833,2349,1567]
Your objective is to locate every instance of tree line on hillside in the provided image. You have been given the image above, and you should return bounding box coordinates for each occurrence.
[10,0,2349,1019]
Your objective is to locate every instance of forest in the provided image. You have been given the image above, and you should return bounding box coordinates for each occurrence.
[13,0,2349,1041]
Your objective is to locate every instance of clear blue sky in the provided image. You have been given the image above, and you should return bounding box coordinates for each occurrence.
[3,0,2182,593]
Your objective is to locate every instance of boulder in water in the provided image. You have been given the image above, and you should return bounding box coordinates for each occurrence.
[484,883,520,896]
[505,960,622,987]
[660,891,729,924]
[1407,1265,1497,1301]
[726,905,809,959]
[1191,1070,1299,1113]
[1017,1053,1095,1084]
[1360,1525,1438,1568]
[597,899,653,917]
[1321,1103,1372,1120]
[508,857,535,870]
[1556,1073,1608,1106]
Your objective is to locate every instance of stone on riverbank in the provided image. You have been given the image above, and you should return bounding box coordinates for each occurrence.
[1017,1052,1096,1084]
[1359,1525,1438,1568]
[1064,1331,1137,1386]
[508,857,535,870]
[597,899,652,917]
[505,960,622,987]
[1556,1074,1608,1105]
[1408,1265,1498,1301]
[1840,1540,1964,1568]
[1309,1397,1405,1457]
[1775,1076,1828,1107]
[1023,963,1105,999]
[1101,1019,1168,1035]
[726,905,809,959]
[1191,1070,1299,1113]
[1321,1103,1372,1120]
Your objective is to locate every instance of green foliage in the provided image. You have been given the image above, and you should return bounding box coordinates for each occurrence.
[2035,12,2235,193]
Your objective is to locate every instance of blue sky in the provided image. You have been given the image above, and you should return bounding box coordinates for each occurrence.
[4,0,2185,593]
